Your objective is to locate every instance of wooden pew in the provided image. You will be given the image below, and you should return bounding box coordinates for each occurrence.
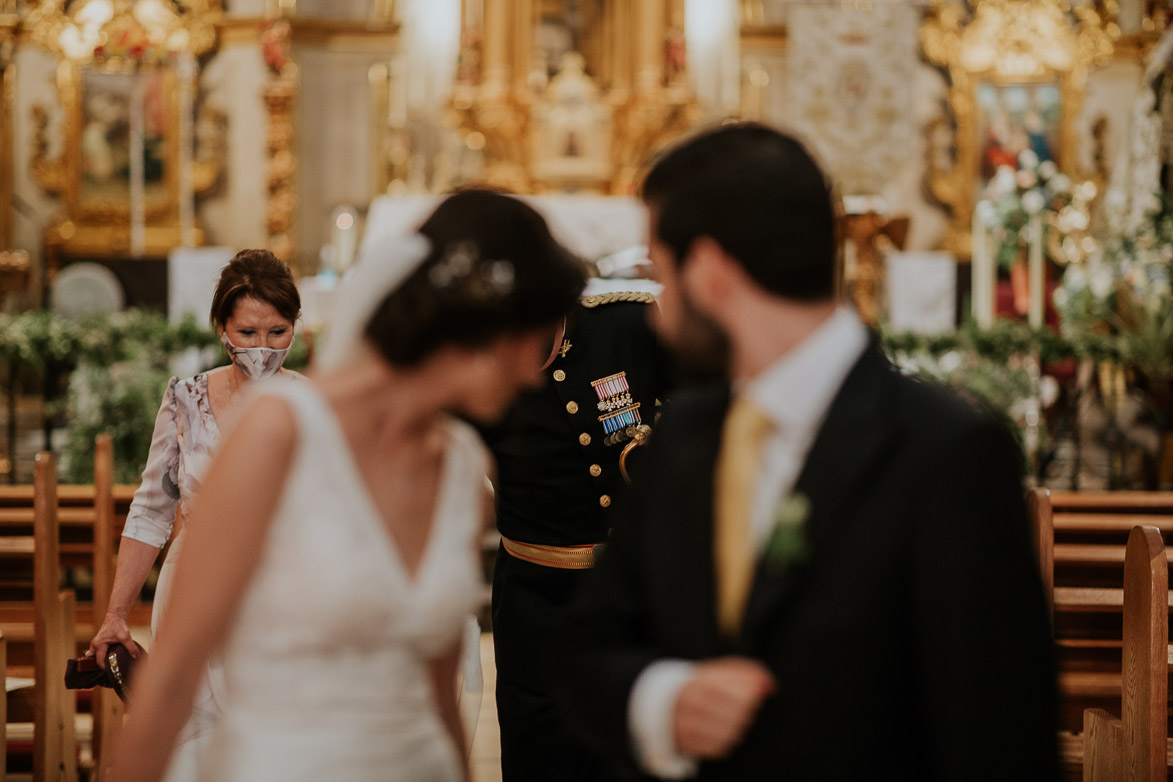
[4,453,78,781]
[1,437,129,780]
[0,477,144,641]
[1083,525,1167,781]
[1,630,6,778]
[1027,489,1173,772]
[89,435,122,782]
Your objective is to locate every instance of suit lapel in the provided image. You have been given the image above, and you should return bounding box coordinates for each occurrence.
[739,346,900,647]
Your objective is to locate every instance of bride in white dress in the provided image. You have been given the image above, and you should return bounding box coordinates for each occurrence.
[106,191,587,782]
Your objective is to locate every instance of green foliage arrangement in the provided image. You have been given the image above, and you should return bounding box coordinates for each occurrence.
[880,319,1123,367]
[0,309,311,483]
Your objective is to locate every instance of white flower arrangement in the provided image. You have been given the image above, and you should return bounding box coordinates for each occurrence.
[982,153,1089,271]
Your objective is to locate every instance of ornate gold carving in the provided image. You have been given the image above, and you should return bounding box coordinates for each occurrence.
[262,17,297,261]
[0,250,30,299]
[531,53,613,190]
[610,88,698,196]
[450,0,697,195]
[24,0,219,65]
[1,14,16,251]
[25,1,222,259]
[451,82,532,192]
[921,0,1117,258]
[192,103,225,193]
[30,102,66,196]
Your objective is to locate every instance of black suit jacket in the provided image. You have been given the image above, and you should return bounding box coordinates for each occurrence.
[552,346,1058,781]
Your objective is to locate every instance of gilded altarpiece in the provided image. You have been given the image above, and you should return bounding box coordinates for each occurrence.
[2,7,17,251]
[2,4,31,294]
[921,0,1118,257]
[24,0,221,262]
[452,0,698,195]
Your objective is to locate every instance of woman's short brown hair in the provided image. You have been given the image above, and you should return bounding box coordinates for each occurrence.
[209,249,301,328]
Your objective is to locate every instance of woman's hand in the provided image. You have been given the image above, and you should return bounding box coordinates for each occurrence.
[87,614,142,668]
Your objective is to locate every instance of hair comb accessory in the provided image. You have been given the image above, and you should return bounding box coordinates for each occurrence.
[429,241,516,300]
[429,241,478,288]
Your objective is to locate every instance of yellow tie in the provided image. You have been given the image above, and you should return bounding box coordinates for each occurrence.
[714,396,773,638]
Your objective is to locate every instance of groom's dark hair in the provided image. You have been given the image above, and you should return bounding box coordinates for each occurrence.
[364,190,586,367]
[641,122,837,302]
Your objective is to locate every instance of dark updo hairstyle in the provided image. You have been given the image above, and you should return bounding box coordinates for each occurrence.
[209,249,302,329]
[363,190,587,367]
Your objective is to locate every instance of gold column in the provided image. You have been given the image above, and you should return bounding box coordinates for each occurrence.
[740,0,765,26]
[261,18,298,263]
[510,0,533,95]
[0,16,14,251]
[609,0,632,95]
[482,0,509,93]
[635,0,665,94]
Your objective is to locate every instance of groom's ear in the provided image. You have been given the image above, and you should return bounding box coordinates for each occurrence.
[682,236,750,316]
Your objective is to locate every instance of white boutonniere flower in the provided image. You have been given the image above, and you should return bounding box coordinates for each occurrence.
[763,492,812,569]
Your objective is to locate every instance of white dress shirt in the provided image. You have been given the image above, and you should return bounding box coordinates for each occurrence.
[627,308,869,779]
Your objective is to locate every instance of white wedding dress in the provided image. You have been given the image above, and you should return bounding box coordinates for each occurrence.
[198,381,487,781]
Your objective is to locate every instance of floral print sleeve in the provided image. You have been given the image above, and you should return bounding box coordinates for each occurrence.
[121,377,182,549]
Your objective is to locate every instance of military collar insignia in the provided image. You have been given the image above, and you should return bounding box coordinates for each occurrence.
[580,291,656,308]
[559,339,573,358]
[592,371,642,437]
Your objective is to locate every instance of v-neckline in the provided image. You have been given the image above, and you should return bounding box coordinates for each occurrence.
[304,383,456,589]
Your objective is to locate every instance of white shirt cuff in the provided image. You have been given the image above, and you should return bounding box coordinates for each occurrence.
[627,660,699,779]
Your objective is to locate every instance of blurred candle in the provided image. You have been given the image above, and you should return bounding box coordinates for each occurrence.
[130,74,145,257]
[1028,214,1044,329]
[331,207,358,273]
[971,202,993,328]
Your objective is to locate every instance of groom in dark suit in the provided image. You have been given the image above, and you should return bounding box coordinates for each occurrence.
[551,124,1058,780]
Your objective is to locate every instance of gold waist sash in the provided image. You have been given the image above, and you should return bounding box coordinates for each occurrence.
[500,536,603,570]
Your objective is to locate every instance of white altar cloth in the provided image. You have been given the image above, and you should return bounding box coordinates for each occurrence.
[360,194,647,263]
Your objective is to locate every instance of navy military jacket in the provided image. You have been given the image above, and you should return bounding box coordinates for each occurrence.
[487,292,669,547]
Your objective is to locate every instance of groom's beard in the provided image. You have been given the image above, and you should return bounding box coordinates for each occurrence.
[665,290,731,382]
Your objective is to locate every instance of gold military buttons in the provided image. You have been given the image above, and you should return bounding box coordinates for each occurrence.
[599,495,612,508]
[566,401,579,414]
[553,370,566,382]
[579,433,592,446]
[589,464,602,477]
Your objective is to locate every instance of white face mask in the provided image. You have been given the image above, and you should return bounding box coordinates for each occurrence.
[220,333,291,380]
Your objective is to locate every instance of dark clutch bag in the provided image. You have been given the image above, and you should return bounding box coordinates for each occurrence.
[64,643,144,701]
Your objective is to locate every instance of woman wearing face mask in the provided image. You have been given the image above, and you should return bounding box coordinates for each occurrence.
[87,248,301,782]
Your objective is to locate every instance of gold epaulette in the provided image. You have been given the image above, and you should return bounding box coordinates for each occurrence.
[580,291,656,308]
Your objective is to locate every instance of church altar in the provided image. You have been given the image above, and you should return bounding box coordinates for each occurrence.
[357,194,648,265]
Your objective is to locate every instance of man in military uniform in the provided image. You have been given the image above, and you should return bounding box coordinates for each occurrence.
[483,281,670,782]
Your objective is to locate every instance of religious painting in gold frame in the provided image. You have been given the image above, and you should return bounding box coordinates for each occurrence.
[25,0,220,256]
[67,64,179,223]
[921,0,1116,258]
[976,80,1064,181]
